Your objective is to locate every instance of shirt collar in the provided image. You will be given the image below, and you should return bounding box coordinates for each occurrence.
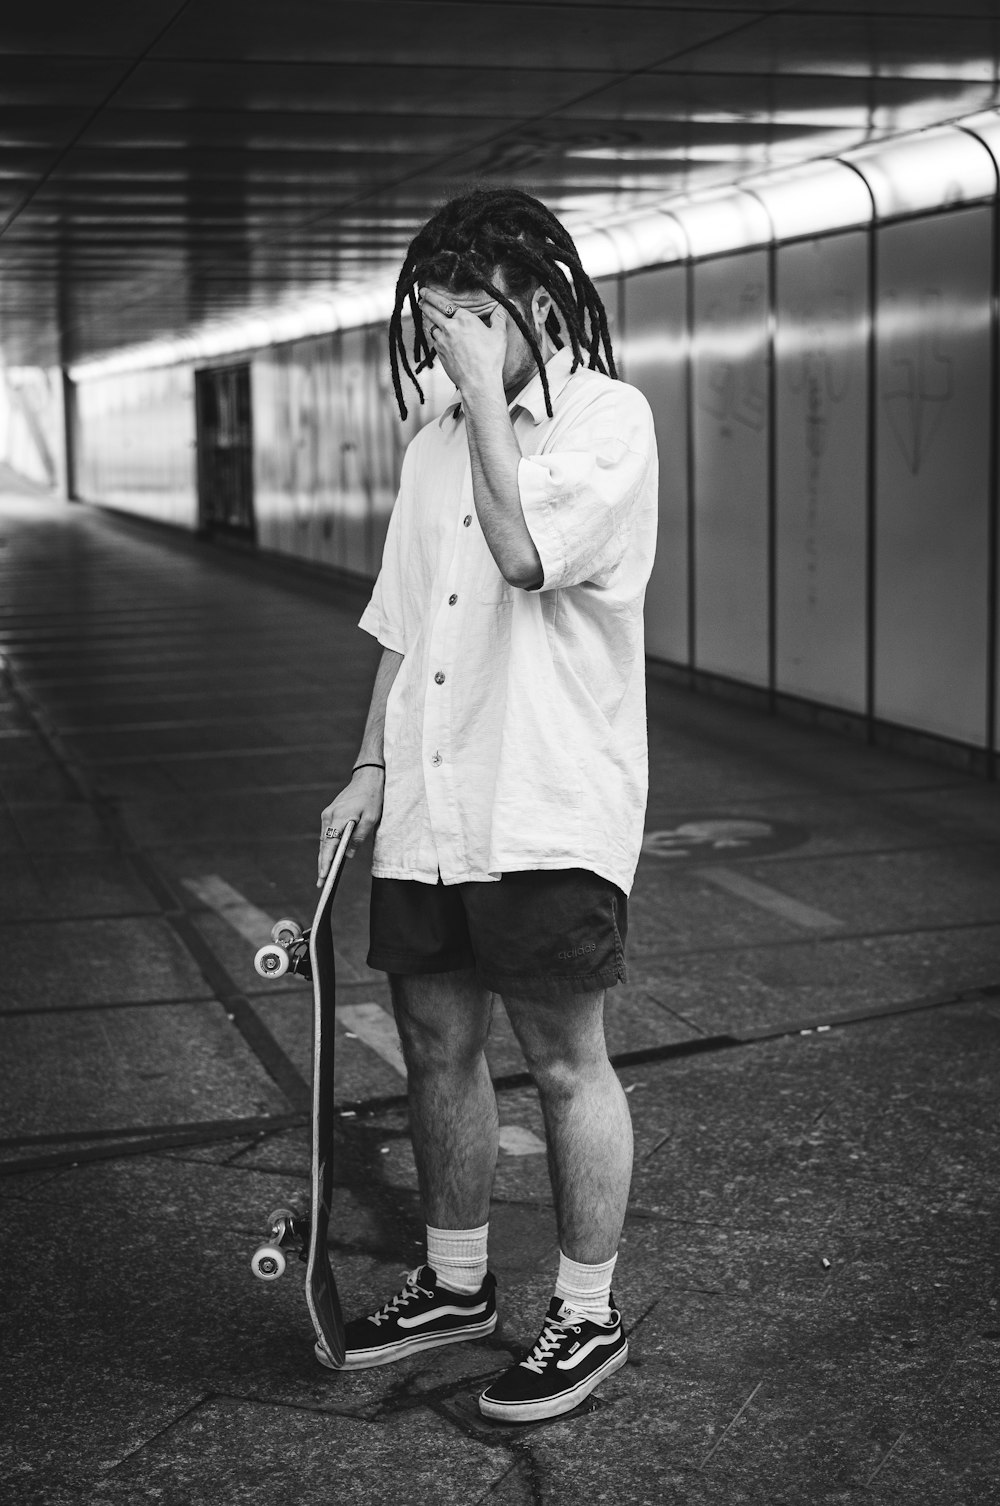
[441,345,577,428]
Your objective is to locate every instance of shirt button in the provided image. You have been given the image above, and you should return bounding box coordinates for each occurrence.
[463,514,472,527]
[448,594,458,606]
[434,671,446,684]
[431,752,442,766]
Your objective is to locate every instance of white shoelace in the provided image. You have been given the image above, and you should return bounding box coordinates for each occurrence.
[521,1316,581,1375]
[368,1268,434,1327]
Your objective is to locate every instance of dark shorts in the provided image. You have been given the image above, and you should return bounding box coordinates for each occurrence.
[368,868,628,1000]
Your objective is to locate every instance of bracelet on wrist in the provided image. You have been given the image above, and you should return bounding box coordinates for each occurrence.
[352,762,385,775]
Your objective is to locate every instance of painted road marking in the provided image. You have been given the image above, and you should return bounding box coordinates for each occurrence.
[182,874,276,944]
[498,1125,546,1155]
[339,1002,407,1076]
[182,873,360,980]
[339,1006,547,1156]
[701,867,844,932]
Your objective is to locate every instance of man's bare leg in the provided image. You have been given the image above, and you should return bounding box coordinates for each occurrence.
[500,988,632,1262]
[388,968,498,1228]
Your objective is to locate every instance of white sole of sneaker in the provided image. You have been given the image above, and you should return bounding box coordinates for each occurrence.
[478,1339,628,1422]
[316,1312,498,1371]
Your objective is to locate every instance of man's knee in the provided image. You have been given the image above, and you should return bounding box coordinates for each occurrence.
[527,1049,612,1104]
[389,970,492,1073]
[503,988,609,1097]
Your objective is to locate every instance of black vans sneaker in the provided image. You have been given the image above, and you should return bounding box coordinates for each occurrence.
[315,1265,497,1371]
[478,1297,627,1422]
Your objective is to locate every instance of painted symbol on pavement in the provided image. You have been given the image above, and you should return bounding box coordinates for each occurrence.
[641,817,808,863]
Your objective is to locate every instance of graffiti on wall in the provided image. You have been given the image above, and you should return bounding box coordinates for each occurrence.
[785,289,854,611]
[881,288,954,476]
[697,283,767,435]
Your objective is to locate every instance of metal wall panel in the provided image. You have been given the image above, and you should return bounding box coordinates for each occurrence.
[252,325,453,578]
[368,324,414,569]
[691,250,770,685]
[339,327,371,577]
[875,207,992,746]
[621,264,689,664]
[248,349,281,550]
[594,274,622,352]
[75,364,197,527]
[254,334,344,568]
[775,234,869,710]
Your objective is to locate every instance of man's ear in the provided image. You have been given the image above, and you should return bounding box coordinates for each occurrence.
[532,286,553,330]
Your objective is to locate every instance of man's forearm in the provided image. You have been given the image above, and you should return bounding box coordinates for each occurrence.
[464,385,543,589]
[356,646,404,765]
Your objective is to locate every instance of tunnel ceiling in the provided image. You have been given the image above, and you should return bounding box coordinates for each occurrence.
[2,0,999,368]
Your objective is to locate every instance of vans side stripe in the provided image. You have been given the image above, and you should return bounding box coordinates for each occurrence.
[556,1331,622,1370]
[397,1301,488,1329]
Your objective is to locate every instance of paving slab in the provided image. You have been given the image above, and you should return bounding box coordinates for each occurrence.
[118,787,349,847]
[97,747,348,798]
[628,868,816,953]
[738,847,1000,930]
[62,713,346,764]
[0,755,79,803]
[92,1396,513,1506]
[0,727,62,772]
[0,915,212,1011]
[4,801,120,852]
[629,925,1000,1036]
[0,852,161,923]
[0,1002,289,1143]
[52,689,331,729]
[645,689,957,802]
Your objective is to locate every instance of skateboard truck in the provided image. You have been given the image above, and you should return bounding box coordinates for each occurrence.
[251,1198,310,1281]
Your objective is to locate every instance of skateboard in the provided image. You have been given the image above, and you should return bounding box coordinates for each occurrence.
[248,819,357,1369]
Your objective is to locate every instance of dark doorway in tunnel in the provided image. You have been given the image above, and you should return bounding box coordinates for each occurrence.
[195,364,255,539]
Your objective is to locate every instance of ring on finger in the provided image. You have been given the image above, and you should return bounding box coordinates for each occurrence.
[444,303,456,318]
[323,826,339,840]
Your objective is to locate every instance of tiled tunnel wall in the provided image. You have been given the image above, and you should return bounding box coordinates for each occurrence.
[71,203,999,758]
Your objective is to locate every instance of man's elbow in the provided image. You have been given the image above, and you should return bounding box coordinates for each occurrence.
[504,542,544,591]
[505,561,544,591]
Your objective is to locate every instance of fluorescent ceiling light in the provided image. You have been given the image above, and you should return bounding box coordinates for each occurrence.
[69,108,1000,382]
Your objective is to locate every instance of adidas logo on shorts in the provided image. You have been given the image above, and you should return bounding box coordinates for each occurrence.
[556,942,597,960]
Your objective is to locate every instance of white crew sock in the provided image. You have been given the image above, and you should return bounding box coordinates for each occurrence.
[425,1222,489,1295]
[553,1250,618,1324]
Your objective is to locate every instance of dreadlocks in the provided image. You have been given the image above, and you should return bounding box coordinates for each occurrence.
[388,187,617,421]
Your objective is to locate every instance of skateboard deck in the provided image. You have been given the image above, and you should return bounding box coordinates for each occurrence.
[250,819,357,1368]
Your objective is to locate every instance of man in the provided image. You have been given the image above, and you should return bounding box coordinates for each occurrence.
[317,187,658,1423]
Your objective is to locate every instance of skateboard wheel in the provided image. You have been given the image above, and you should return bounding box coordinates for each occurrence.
[254,944,289,979]
[251,1244,286,1281]
[271,918,302,945]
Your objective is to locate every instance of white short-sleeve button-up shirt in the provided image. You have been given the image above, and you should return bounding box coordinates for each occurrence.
[358,345,658,895]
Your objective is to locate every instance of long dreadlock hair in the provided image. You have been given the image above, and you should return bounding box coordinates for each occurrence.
[388,187,617,421]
